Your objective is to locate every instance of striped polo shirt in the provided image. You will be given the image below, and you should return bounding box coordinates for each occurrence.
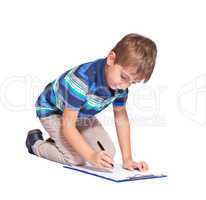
[35,58,129,119]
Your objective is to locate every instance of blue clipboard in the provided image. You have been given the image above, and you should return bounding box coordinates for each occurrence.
[63,164,167,183]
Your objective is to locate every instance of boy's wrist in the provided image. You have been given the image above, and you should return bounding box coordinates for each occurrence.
[122,156,133,163]
[87,151,97,164]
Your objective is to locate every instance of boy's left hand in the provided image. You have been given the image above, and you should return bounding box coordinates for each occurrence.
[123,160,149,172]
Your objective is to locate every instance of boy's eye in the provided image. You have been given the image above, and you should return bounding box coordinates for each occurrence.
[121,74,127,80]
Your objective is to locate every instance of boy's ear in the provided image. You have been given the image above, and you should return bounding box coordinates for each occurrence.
[106,51,116,66]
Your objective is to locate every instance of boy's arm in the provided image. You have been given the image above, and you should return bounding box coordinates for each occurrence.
[113,106,133,163]
[113,106,149,171]
[62,108,95,162]
[62,108,113,168]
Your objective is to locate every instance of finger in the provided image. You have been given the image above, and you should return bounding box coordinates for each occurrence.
[138,163,146,171]
[133,163,141,170]
[101,155,113,165]
[142,162,149,171]
[101,152,113,165]
[102,151,113,161]
[124,166,134,170]
[134,163,143,171]
[101,157,114,168]
[137,162,147,171]
[123,163,134,170]
[100,160,113,169]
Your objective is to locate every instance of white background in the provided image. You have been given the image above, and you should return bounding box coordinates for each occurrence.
[0,0,206,199]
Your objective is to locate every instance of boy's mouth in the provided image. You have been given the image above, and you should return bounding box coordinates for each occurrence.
[111,85,117,90]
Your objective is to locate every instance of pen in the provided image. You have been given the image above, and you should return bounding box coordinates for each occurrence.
[97,141,114,167]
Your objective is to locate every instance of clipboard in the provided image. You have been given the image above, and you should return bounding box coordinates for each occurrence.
[63,163,167,183]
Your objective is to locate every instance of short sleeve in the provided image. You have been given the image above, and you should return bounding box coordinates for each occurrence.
[112,88,129,107]
[54,69,88,111]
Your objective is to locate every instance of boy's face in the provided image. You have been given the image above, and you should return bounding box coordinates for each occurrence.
[105,52,144,90]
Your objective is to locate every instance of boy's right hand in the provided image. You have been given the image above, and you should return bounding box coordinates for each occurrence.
[89,151,114,169]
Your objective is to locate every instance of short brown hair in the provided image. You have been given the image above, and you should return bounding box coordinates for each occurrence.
[112,33,157,83]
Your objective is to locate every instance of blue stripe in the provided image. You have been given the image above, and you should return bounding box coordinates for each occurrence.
[113,102,125,106]
[36,109,62,118]
[77,62,94,81]
[58,79,86,103]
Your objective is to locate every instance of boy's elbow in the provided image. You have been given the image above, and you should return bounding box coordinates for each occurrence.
[113,106,129,122]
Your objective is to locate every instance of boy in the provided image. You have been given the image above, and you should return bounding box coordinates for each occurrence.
[26,33,157,171]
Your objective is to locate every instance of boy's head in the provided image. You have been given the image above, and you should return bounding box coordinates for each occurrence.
[105,33,157,90]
